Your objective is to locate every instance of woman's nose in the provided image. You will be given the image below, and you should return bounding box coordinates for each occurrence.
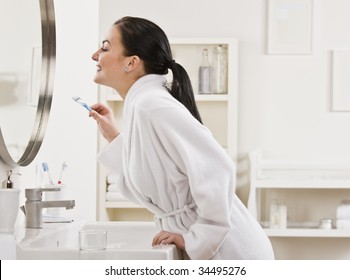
[92,50,99,61]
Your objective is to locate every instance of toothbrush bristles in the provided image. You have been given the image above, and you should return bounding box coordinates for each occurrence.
[42,162,54,185]
[72,96,92,111]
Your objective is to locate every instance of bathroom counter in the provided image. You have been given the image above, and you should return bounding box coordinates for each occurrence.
[15,220,181,260]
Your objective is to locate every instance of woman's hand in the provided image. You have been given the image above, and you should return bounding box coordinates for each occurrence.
[152,230,185,250]
[89,103,120,142]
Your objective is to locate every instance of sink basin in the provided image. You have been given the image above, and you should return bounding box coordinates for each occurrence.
[16,221,181,260]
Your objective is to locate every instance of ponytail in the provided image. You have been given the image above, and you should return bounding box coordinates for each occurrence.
[114,16,202,123]
[167,61,202,124]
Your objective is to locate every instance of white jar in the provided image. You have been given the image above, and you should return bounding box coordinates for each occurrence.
[278,205,288,229]
[269,199,280,229]
[319,218,333,229]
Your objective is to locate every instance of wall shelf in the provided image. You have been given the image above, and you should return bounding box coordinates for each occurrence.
[105,90,229,102]
[254,181,350,189]
[105,201,143,209]
[264,228,350,238]
[248,150,350,238]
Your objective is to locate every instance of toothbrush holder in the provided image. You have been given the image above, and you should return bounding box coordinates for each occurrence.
[44,184,69,217]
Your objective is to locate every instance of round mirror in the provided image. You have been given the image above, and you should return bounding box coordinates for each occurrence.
[0,0,56,167]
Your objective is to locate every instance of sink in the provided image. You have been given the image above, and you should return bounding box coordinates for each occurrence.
[16,221,181,260]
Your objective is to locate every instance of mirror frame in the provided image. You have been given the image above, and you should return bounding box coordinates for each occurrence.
[0,0,56,167]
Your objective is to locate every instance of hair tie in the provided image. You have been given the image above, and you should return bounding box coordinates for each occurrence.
[166,59,176,68]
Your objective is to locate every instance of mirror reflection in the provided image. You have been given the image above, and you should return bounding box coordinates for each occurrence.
[0,0,42,161]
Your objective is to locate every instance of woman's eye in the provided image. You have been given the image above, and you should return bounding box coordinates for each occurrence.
[100,40,110,52]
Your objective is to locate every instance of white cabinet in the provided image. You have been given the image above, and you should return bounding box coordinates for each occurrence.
[97,38,239,221]
[248,150,350,238]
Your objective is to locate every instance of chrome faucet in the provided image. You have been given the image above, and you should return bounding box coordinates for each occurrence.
[23,187,75,228]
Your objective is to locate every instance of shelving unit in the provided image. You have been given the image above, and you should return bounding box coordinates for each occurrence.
[248,150,350,238]
[265,228,350,237]
[97,38,239,221]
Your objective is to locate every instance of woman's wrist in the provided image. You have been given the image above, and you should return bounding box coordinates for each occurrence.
[107,131,120,143]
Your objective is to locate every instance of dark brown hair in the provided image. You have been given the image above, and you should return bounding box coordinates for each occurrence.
[114,16,202,123]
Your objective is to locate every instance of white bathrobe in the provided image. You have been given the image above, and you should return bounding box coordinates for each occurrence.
[97,74,274,260]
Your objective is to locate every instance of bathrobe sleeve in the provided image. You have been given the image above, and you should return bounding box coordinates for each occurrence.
[97,134,124,175]
[96,134,139,204]
[149,105,235,260]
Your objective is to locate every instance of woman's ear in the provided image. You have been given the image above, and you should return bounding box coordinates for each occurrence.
[126,55,142,72]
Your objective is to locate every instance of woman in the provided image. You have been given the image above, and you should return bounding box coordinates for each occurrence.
[90,16,274,260]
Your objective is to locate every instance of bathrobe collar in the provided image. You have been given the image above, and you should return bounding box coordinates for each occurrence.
[125,74,168,104]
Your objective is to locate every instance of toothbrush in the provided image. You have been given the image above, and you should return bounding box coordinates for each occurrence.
[57,161,68,184]
[72,96,92,111]
[42,162,54,185]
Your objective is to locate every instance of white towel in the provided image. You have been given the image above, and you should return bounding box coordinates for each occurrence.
[107,174,118,184]
[336,200,350,220]
[106,191,128,201]
[107,183,121,192]
[336,219,350,229]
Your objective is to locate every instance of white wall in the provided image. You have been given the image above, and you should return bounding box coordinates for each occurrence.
[0,0,99,223]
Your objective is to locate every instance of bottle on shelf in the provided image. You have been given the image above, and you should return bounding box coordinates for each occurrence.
[269,199,288,229]
[212,45,228,94]
[269,199,280,229]
[278,203,287,229]
[198,48,211,94]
